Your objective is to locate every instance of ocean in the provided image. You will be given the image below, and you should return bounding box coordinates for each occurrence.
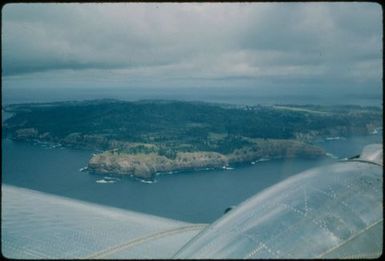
[2,86,382,107]
[1,88,382,223]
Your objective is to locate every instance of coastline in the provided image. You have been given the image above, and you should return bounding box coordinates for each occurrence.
[3,100,381,181]
[86,140,327,179]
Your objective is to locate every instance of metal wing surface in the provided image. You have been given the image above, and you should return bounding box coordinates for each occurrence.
[1,185,206,259]
[174,144,383,259]
[2,144,382,259]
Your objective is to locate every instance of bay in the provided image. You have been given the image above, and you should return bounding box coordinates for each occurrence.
[2,89,382,223]
[2,133,381,223]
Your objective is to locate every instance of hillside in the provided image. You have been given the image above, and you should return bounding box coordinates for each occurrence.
[3,99,382,179]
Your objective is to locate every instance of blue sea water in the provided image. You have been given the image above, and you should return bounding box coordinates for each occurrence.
[2,133,382,223]
[1,88,383,223]
[2,86,382,107]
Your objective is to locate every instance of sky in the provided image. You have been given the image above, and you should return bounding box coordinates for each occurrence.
[1,2,383,98]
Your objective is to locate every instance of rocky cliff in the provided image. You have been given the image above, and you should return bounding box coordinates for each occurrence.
[88,140,326,179]
[88,151,228,179]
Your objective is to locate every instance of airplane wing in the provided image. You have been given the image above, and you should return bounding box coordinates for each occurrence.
[1,185,206,259]
[174,144,383,259]
[2,144,382,259]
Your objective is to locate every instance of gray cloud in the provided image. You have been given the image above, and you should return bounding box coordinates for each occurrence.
[1,2,382,95]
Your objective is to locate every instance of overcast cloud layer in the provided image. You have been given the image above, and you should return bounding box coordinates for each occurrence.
[2,3,382,96]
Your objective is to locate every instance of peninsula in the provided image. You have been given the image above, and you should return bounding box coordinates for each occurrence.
[3,99,382,179]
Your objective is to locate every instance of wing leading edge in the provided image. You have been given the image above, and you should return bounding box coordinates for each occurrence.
[174,144,383,258]
[1,185,206,259]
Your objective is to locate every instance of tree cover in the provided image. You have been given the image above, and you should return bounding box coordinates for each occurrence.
[4,99,382,157]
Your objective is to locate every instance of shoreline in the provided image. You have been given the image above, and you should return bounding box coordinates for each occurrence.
[3,99,381,181]
[84,153,342,184]
[3,133,381,183]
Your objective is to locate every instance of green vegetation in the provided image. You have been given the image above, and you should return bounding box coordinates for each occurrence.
[3,99,382,178]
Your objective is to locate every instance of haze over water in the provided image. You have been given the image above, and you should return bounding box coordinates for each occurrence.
[2,86,382,107]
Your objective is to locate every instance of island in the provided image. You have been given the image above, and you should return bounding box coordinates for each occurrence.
[3,99,382,180]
